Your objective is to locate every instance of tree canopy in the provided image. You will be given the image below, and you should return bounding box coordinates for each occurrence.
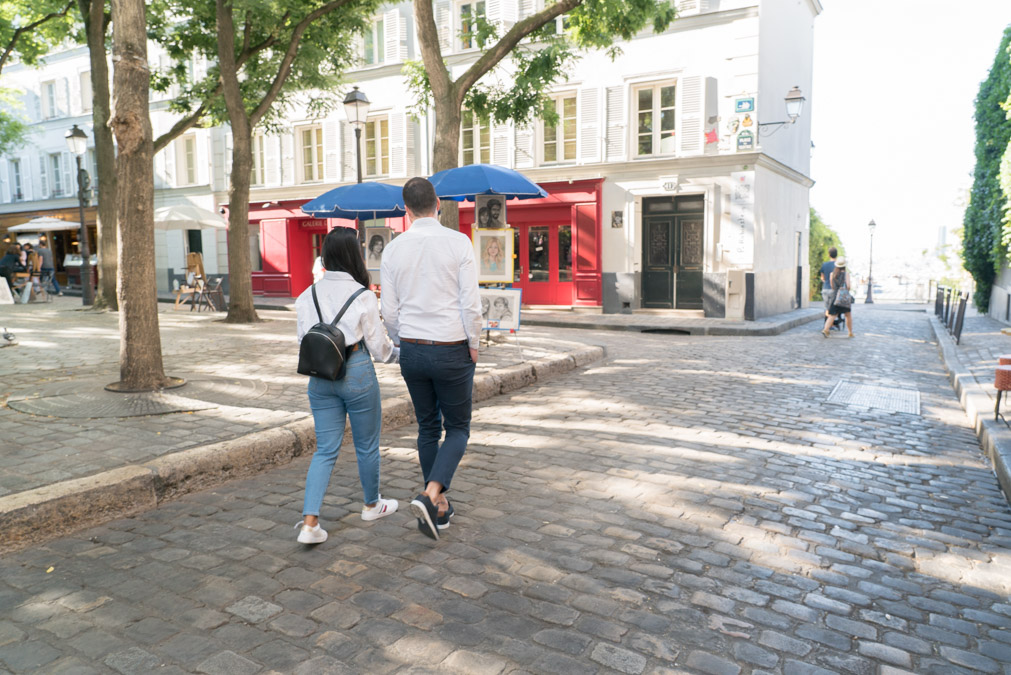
[963,24,1011,312]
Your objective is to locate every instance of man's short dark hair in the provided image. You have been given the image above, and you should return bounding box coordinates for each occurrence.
[828,247,837,259]
[403,177,438,215]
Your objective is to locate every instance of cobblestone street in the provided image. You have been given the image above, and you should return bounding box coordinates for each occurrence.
[2,307,1010,674]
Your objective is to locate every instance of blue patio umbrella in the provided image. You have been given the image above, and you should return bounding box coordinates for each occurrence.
[428,164,548,201]
[300,181,406,220]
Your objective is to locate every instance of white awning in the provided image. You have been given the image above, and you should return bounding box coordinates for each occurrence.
[8,216,82,232]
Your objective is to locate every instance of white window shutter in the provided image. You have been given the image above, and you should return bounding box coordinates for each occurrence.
[324,121,339,182]
[69,74,80,116]
[164,141,176,188]
[384,9,407,63]
[678,75,703,156]
[578,88,600,164]
[342,122,357,182]
[519,0,534,19]
[281,132,295,185]
[38,154,49,198]
[56,79,69,118]
[406,118,418,176]
[265,134,280,186]
[62,152,72,197]
[703,76,719,156]
[605,86,626,161]
[390,113,407,177]
[514,125,534,168]
[0,161,9,203]
[678,0,699,16]
[487,0,518,31]
[19,158,31,201]
[212,132,226,191]
[436,0,452,52]
[492,123,509,167]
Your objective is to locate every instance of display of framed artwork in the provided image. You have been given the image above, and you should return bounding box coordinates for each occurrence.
[480,287,521,331]
[473,228,514,283]
[365,227,391,271]
[475,194,506,228]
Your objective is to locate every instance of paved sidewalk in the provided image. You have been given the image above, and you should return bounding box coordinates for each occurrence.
[0,297,603,548]
[1,307,1009,673]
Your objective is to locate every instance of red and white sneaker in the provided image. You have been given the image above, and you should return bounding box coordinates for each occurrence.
[361,496,399,521]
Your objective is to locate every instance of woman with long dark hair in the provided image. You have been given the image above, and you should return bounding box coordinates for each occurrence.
[822,257,855,338]
[294,226,399,544]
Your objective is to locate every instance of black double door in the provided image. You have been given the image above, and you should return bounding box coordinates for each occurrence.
[642,198,704,309]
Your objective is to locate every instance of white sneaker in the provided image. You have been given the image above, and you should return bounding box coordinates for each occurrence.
[295,521,328,544]
[361,496,399,521]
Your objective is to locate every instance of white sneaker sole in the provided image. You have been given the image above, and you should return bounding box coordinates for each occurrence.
[410,499,439,541]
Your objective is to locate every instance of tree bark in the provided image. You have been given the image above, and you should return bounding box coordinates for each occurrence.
[216,0,258,323]
[110,0,170,389]
[80,0,118,310]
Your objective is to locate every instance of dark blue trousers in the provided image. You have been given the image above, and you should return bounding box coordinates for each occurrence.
[399,341,475,492]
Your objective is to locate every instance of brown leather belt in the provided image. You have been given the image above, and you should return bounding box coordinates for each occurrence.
[400,338,468,346]
[348,343,360,352]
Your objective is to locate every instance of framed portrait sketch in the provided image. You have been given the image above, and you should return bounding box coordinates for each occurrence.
[480,288,522,331]
[475,194,506,229]
[473,228,514,283]
[364,227,392,271]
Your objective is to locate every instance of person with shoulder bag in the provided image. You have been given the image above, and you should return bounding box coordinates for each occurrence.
[821,256,855,338]
[294,227,400,545]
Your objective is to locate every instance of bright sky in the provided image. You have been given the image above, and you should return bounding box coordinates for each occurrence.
[810,0,1011,277]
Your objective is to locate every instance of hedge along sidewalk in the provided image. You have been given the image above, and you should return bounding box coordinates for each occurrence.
[0,345,605,553]
[929,313,1011,508]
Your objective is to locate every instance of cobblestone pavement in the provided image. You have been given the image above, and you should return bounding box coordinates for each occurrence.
[0,297,587,497]
[2,307,1011,674]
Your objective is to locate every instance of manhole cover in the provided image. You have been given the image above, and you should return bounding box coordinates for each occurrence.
[826,381,920,415]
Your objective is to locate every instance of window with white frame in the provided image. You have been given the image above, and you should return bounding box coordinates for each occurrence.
[634,82,676,157]
[363,17,385,65]
[542,93,576,163]
[458,1,485,50]
[49,154,63,196]
[364,117,389,177]
[461,110,490,165]
[80,71,93,112]
[10,160,23,201]
[251,133,266,186]
[176,135,198,185]
[299,126,324,183]
[43,81,57,119]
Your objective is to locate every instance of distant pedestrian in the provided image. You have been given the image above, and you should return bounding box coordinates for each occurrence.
[294,227,400,545]
[381,177,482,540]
[822,257,854,338]
[36,240,62,295]
[819,246,837,319]
[0,245,25,291]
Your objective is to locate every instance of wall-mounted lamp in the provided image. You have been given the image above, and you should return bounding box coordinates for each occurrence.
[758,86,805,134]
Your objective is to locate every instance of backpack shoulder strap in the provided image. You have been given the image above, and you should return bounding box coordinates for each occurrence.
[310,284,323,323]
[330,287,368,327]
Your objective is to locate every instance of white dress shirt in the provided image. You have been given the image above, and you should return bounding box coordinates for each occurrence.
[380,216,482,350]
[295,271,398,363]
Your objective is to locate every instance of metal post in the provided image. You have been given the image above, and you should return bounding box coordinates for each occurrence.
[354,126,364,246]
[865,227,874,304]
[76,155,94,306]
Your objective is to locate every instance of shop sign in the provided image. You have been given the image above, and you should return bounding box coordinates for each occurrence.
[300,218,327,230]
[736,130,754,152]
[735,97,755,113]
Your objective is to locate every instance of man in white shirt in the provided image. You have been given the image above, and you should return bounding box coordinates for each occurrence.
[381,177,482,540]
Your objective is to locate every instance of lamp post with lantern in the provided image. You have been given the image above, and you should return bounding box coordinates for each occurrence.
[865,219,876,304]
[342,86,371,244]
[65,124,94,306]
[757,86,807,133]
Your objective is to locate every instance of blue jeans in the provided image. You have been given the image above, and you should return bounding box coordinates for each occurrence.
[399,341,476,492]
[41,268,60,294]
[303,348,382,516]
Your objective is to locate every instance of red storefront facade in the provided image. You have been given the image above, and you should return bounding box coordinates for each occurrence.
[241,178,602,307]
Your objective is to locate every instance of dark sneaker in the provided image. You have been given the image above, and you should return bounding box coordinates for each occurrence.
[437,501,455,531]
[410,494,439,541]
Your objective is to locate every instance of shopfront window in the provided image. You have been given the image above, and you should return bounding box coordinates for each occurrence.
[528,226,549,282]
[249,230,262,272]
[558,225,572,282]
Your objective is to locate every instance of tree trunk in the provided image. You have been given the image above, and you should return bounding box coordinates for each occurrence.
[80,0,118,310]
[432,96,462,230]
[216,0,259,323]
[109,0,170,390]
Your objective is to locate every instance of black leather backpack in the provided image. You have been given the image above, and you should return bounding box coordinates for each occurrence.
[297,285,367,380]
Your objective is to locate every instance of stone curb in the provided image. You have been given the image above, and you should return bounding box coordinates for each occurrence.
[0,345,606,552]
[524,308,824,336]
[928,314,1011,508]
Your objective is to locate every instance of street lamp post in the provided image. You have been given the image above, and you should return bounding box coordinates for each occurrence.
[343,86,371,244]
[65,124,94,306]
[865,219,876,304]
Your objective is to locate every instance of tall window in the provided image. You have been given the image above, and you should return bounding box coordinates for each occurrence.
[10,160,22,201]
[364,17,385,65]
[543,94,576,163]
[43,81,57,119]
[299,126,324,182]
[459,1,485,50]
[176,135,198,185]
[49,154,63,196]
[364,117,389,177]
[251,133,266,186]
[635,83,676,157]
[461,110,490,165]
[80,71,93,112]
